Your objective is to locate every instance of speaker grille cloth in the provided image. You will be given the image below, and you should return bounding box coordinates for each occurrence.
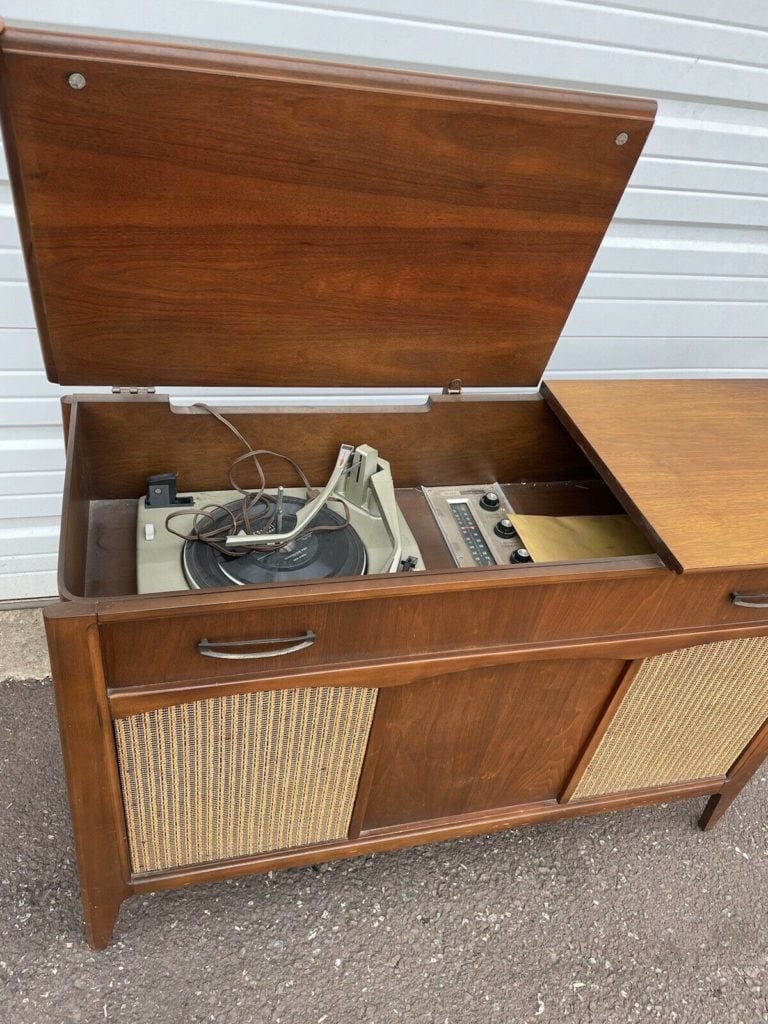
[572,636,768,798]
[115,686,378,873]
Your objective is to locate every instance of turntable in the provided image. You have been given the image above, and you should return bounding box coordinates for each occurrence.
[136,443,424,593]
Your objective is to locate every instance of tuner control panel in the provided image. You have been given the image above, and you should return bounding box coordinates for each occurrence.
[422,484,532,569]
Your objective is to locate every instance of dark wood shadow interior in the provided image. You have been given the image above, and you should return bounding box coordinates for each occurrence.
[60,394,657,599]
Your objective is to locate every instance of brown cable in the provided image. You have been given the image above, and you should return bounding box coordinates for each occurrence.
[164,403,351,556]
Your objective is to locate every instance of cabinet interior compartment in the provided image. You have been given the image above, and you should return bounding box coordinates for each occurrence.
[59,394,663,600]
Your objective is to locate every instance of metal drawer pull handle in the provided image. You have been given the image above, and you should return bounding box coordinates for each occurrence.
[731,593,768,609]
[197,631,316,660]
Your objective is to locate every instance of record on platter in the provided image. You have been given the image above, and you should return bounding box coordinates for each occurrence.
[182,496,366,589]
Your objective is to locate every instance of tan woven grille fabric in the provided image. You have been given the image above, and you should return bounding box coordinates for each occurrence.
[114,686,378,873]
[571,636,768,798]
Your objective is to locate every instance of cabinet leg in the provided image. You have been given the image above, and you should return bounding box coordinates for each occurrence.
[699,792,733,831]
[44,610,133,950]
[83,890,128,950]
[698,715,768,832]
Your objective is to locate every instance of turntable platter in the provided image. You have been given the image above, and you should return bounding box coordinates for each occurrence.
[182,496,367,589]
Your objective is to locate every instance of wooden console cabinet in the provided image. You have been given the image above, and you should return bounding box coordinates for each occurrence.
[2,23,767,949]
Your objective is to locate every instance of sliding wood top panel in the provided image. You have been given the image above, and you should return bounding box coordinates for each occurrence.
[0,24,654,389]
[543,379,768,574]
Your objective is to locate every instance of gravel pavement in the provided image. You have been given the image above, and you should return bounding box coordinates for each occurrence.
[1,611,767,1024]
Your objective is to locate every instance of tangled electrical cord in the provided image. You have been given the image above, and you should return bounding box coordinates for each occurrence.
[164,404,351,557]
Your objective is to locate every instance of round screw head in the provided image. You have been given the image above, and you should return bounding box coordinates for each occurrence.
[67,72,87,90]
[615,131,629,146]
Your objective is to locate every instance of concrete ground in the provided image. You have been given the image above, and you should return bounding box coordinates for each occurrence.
[0,611,766,1024]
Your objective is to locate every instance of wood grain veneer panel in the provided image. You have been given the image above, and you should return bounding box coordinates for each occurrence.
[44,610,133,949]
[544,379,768,573]
[0,26,654,388]
[57,399,91,599]
[71,394,593,499]
[361,658,626,828]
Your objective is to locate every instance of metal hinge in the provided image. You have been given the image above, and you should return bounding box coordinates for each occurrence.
[111,386,157,395]
[443,378,462,395]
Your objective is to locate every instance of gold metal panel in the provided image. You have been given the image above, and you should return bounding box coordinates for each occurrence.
[572,636,768,798]
[115,686,378,873]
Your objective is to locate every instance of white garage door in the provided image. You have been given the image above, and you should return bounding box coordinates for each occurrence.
[1,0,767,601]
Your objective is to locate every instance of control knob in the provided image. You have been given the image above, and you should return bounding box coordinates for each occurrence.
[511,547,533,564]
[494,518,517,539]
[479,491,500,512]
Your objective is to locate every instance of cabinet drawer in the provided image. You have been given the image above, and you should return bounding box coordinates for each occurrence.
[99,567,768,691]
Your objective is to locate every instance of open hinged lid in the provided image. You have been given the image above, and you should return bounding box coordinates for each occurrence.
[544,379,768,574]
[0,23,655,390]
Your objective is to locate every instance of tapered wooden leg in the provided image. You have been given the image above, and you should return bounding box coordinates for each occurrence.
[84,889,128,951]
[699,792,731,831]
[699,715,768,831]
[44,607,133,949]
